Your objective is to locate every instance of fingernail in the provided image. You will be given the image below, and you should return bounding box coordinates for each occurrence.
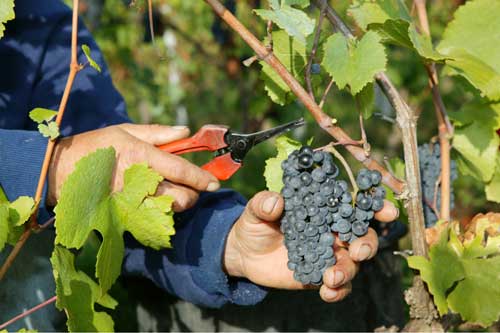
[333,270,345,286]
[323,288,338,300]
[262,196,279,214]
[206,182,220,192]
[357,244,372,261]
[172,125,188,130]
[394,207,400,219]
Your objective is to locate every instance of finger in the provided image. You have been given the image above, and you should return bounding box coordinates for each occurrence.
[155,181,199,212]
[319,282,352,303]
[144,146,220,192]
[120,123,190,145]
[322,248,359,289]
[374,200,399,223]
[241,191,284,225]
[348,228,378,262]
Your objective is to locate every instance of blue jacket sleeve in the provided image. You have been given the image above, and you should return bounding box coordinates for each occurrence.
[123,189,268,308]
[0,130,49,220]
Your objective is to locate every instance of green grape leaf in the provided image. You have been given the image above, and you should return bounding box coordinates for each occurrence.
[407,25,446,61]
[254,5,315,44]
[38,122,60,140]
[356,82,375,119]
[349,0,411,30]
[29,108,58,124]
[0,185,7,203]
[82,44,102,73]
[260,31,308,105]
[283,0,309,8]
[322,31,386,95]
[408,227,500,326]
[449,102,500,130]
[55,149,175,294]
[437,0,500,101]
[0,204,9,251]
[264,135,302,192]
[349,0,446,61]
[9,196,34,226]
[51,246,116,332]
[95,219,124,295]
[55,148,115,248]
[0,0,15,39]
[485,156,500,203]
[453,122,499,183]
[0,194,35,251]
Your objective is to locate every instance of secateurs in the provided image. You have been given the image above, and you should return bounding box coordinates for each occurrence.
[157,118,305,180]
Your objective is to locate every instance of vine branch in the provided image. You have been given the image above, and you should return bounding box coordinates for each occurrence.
[203,0,405,197]
[414,0,453,222]
[0,0,81,281]
[0,296,57,330]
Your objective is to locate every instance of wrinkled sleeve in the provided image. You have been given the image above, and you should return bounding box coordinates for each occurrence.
[123,189,268,308]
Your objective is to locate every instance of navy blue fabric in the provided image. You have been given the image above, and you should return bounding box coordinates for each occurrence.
[0,0,266,308]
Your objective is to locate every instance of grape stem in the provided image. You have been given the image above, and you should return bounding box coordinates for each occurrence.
[414,0,453,222]
[305,4,326,101]
[319,78,335,109]
[0,0,82,282]
[323,144,359,196]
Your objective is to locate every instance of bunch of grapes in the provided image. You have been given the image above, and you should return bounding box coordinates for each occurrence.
[280,146,386,285]
[418,143,457,227]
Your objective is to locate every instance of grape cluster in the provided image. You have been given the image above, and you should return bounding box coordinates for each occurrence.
[280,146,386,285]
[418,143,457,228]
[331,168,386,244]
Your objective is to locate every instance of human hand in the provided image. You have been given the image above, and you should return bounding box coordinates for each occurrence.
[223,191,399,302]
[48,124,220,211]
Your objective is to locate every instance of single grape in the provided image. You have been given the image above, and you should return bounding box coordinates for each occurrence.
[300,171,313,186]
[311,63,321,75]
[298,153,314,169]
[311,168,327,183]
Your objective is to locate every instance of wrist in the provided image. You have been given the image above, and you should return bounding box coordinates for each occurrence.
[222,226,245,278]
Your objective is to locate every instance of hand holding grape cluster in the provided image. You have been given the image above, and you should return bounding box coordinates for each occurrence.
[280,146,386,285]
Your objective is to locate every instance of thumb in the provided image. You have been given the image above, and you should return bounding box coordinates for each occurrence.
[241,191,284,224]
[119,123,190,145]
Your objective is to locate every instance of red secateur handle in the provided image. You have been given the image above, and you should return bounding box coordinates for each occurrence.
[156,125,242,181]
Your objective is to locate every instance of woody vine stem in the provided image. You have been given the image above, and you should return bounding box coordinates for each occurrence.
[0,0,81,281]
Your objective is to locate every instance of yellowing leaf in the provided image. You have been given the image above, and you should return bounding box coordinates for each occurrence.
[264,135,301,192]
[0,0,15,39]
[38,122,60,140]
[29,108,58,124]
[0,205,9,251]
[322,31,386,95]
[9,196,34,226]
[408,224,500,326]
